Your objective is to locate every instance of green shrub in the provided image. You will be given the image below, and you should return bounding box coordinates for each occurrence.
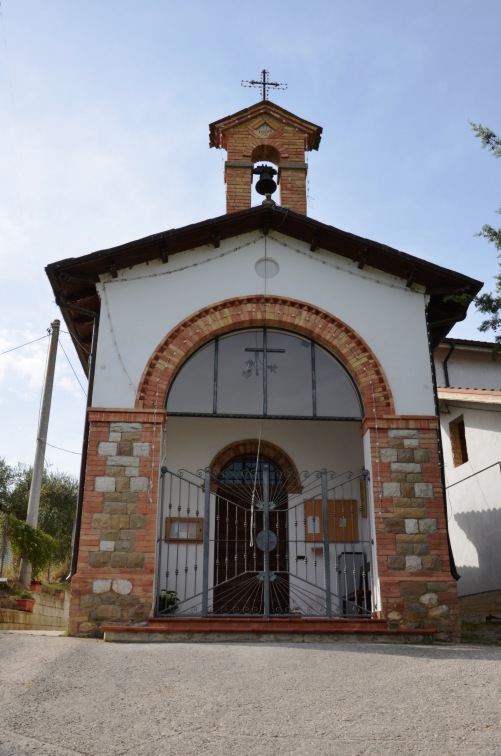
[8,515,57,577]
[158,590,179,614]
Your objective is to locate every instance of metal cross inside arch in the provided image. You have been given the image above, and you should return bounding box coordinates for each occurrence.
[241,69,288,101]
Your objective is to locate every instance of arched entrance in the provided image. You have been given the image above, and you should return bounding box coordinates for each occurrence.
[151,301,389,619]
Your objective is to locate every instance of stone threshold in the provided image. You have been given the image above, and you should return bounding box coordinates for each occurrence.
[101,616,437,643]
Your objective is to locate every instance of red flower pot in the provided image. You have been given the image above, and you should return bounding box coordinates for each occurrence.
[16,597,35,612]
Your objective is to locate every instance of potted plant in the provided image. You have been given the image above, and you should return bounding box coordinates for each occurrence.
[30,579,43,593]
[158,589,179,614]
[16,590,35,612]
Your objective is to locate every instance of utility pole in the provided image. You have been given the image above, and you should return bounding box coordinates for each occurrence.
[19,319,60,587]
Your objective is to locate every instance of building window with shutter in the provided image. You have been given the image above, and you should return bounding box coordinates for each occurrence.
[450,415,468,467]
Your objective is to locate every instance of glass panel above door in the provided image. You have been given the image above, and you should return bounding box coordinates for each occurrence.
[167,341,215,414]
[166,329,363,419]
[266,331,313,416]
[217,330,265,415]
[315,344,363,417]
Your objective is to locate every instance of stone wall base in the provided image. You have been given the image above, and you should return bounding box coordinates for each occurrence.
[0,592,69,631]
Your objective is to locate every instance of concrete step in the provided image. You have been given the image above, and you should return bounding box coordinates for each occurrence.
[101,616,437,643]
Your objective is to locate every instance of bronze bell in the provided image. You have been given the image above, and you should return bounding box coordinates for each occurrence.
[253,165,278,196]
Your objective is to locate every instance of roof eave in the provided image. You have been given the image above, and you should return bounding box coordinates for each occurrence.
[46,206,483,370]
[208,100,323,152]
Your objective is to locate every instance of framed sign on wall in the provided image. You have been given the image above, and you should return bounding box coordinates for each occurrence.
[304,499,359,542]
[164,517,204,542]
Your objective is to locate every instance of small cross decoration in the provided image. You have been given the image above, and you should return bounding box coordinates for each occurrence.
[241,69,288,101]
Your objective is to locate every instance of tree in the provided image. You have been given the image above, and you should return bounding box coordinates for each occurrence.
[471,122,501,343]
[38,469,79,564]
[0,458,78,574]
[1,462,33,520]
[0,459,21,574]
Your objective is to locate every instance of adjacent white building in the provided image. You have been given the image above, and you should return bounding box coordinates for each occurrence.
[435,338,501,596]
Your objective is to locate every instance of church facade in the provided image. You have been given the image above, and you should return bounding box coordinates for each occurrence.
[46,99,481,640]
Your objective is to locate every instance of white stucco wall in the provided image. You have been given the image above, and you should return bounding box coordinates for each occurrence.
[442,402,501,595]
[162,416,364,475]
[435,344,501,389]
[436,344,501,595]
[92,230,435,415]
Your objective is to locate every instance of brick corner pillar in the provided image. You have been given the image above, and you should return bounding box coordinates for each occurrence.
[224,160,253,214]
[278,162,308,215]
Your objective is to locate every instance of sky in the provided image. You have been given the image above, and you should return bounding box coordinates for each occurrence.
[0,0,500,479]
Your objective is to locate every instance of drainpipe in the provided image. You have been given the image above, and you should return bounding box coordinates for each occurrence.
[426,316,460,581]
[68,313,100,578]
[442,341,456,388]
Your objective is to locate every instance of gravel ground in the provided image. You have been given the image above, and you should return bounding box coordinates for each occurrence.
[1,632,500,756]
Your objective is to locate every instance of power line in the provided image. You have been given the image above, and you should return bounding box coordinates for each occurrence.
[0,334,49,356]
[45,441,81,456]
[58,338,87,396]
[59,328,91,355]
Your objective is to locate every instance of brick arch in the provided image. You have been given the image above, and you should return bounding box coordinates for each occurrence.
[209,439,302,494]
[241,131,291,163]
[251,144,281,165]
[137,295,394,418]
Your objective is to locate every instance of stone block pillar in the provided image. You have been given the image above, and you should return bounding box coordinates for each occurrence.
[366,419,460,641]
[69,409,164,637]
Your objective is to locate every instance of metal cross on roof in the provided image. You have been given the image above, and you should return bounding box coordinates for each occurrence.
[241,69,288,101]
